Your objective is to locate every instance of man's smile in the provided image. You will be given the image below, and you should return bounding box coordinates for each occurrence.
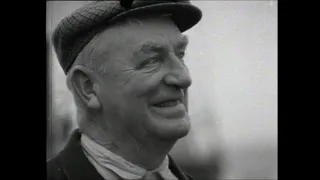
[153,99,181,107]
[150,97,186,118]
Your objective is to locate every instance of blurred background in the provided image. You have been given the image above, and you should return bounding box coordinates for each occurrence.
[46,1,277,180]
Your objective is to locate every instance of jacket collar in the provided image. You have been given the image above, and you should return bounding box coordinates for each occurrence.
[58,129,105,180]
[58,129,190,180]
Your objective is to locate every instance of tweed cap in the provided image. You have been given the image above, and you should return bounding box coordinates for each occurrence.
[52,0,202,74]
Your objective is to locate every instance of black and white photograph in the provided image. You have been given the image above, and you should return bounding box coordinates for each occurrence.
[46,1,277,179]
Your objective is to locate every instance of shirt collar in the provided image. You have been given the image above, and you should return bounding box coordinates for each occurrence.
[81,133,178,180]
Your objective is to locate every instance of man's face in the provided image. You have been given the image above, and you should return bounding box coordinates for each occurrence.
[93,16,192,142]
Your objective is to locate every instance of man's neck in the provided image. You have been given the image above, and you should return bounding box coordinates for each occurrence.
[82,122,176,170]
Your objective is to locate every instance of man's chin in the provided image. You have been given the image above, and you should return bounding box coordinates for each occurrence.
[152,115,191,141]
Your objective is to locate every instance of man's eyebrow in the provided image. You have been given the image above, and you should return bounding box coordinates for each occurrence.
[135,41,165,54]
[134,35,189,54]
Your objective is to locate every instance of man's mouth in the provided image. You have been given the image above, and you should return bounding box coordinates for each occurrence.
[150,98,186,118]
[153,100,181,107]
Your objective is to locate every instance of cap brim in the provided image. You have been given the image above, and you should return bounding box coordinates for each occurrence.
[107,2,202,32]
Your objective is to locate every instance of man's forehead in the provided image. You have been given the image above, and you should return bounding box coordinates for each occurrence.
[99,15,181,37]
[93,15,185,51]
[136,35,189,52]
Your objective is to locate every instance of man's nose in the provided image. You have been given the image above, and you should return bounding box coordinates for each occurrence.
[163,56,192,89]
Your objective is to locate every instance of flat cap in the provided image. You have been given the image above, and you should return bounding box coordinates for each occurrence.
[52,0,202,74]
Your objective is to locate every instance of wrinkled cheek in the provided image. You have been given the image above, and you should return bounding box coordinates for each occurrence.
[126,75,162,98]
[124,103,152,136]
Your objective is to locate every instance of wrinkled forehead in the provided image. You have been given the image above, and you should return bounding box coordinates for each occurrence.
[109,14,180,34]
[93,15,185,50]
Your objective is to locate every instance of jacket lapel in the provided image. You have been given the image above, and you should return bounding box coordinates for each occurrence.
[58,129,105,180]
[168,155,192,180]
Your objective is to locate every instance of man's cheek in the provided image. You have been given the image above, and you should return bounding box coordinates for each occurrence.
[129,77,161,97]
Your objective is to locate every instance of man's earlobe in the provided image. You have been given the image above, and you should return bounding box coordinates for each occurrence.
[88,94,101,111]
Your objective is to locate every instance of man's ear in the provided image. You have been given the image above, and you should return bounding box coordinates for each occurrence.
[67,65,101,111]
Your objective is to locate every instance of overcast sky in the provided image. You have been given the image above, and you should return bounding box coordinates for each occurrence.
[185,0,277,147]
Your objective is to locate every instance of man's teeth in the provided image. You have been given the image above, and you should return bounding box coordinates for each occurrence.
[156,100,180,107]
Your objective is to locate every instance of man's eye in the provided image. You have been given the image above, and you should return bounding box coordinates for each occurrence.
[147,58,159,64]
[177,51,185,59]
[140,57,160,67]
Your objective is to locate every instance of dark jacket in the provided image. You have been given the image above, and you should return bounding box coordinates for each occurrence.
[47,129,194,180]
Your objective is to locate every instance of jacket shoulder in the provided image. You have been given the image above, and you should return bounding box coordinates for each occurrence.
[47,155,68,180]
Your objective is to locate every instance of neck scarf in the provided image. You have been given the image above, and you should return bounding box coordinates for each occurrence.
[81,133,178,180]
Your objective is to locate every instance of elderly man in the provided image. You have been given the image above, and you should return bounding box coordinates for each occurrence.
[47,0,202,180]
